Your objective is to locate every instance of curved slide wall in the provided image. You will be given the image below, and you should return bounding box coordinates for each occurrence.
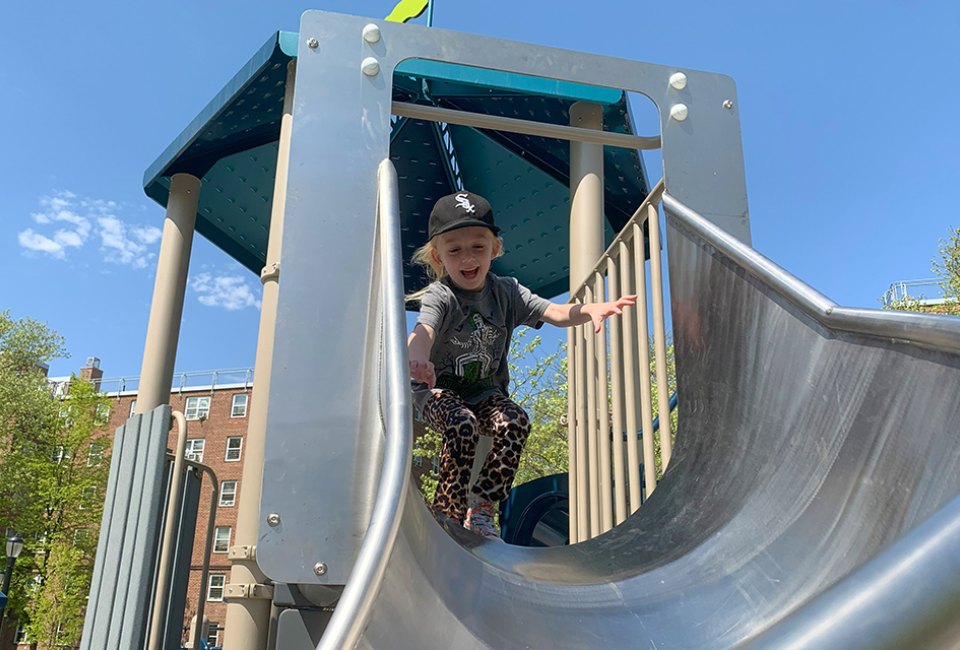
[355,199,960,649]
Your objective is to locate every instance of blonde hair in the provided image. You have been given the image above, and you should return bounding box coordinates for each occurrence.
[405,229,504,301]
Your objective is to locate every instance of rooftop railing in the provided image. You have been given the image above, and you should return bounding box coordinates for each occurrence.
[48,367,255,398]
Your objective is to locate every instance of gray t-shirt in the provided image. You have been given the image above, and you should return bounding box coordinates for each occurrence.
[413,273,551,414]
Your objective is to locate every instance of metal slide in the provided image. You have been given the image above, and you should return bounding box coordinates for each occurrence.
[340,192,960,649]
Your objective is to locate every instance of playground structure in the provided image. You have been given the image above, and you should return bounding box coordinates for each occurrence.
[80,10,960,650]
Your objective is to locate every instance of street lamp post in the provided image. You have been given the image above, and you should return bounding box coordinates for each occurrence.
[0,531,24,620]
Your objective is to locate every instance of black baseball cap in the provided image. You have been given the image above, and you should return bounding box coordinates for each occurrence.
[427,191,499,240]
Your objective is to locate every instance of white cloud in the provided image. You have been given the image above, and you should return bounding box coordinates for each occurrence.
[97,215,162,269]
[17,191,161,269]
[190,272,261,311]
[18,229,67,257]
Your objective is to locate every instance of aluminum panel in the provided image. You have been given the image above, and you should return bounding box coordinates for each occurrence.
[260,8,751,586]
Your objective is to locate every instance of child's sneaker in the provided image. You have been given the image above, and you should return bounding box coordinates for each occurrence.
[464,498,501,540]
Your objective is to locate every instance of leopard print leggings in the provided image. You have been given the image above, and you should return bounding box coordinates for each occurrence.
[422,391,531,523]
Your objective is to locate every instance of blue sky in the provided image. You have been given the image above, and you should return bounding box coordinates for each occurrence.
[2,1,958,379]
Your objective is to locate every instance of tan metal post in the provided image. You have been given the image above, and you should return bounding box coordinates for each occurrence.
[566,327,579,543]
[634,222,658,499]
[607,257,628,525]
[594,272,613,533]
[568,102,605,291]
[223,60,296,650]
[648,203,673,470]
[574,320,589,543]
[618,241,643,511]
[568,101,604,540]
[136,173,200,413]
[583,284,600,538]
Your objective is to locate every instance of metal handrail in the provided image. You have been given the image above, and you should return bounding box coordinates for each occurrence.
[317,159,413,650]
[662,194,960,353]
[392,101,662,151]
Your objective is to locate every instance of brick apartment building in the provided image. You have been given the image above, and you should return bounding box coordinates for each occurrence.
[39,359,255,649]
[26,358,437,649]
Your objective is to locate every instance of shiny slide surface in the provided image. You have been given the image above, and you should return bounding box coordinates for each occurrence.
[354,195,960,649]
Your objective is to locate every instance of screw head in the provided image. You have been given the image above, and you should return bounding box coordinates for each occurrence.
[314,562,328,576]
[668,72,688,91]
[670,103,689,122]
[266,513,281,526]
[307,37,319,49]
[361,57,380,77]
[362,24,381,44]
[722,99,734,110]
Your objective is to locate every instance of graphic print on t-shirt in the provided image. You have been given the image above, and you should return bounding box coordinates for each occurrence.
[436,311,504,397]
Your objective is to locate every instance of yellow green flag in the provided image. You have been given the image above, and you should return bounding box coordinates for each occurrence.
[385,0,429,23]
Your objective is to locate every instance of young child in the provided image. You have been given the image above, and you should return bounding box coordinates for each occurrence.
[408,191,637,540]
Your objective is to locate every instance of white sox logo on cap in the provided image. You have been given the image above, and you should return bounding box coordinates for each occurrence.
[455,193,476,213]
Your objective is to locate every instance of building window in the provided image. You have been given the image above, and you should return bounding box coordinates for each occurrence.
[207,574,226,601]
[185,439,205,463]
[225,436,243,462]
[185,396,211,421]
[129,400,137,417]
[219,481,237,507]
[79,486,98,510]
[14,621,29,644]
[51,445,66,465]
[231,393,249,418]
[95,403,111,424]
[214,526,231,553]
[206,624,222,647]
[88,442,104,467]
[73,528,91,546]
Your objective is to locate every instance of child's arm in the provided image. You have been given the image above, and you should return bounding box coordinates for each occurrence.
[407,323,437,389]
[541,295,638,333]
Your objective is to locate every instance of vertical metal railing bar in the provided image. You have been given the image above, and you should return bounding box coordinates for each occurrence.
[633,221,658,500]
[648,203,673,471]
[594,272,613,533]
[316,159,412,650]
[566,327,580,543]
[583,283,601,538]
[619,240,643,513]
[574,318,589,543]
[607,256,628,525]
[146,410,188,650]
[183,460,219,650]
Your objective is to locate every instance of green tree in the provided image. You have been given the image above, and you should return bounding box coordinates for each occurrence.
[932,227,960,315]
[0,311,112,648]
[509,331,569,487]
[885,226,960,316]
[411,329,568,501]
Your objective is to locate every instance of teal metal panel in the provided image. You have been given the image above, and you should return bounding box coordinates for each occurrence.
[395,59,623,104]
[143,31,295,186]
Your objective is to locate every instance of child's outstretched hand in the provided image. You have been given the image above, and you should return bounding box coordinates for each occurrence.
[583,295,638,333]
[409,359,436,389]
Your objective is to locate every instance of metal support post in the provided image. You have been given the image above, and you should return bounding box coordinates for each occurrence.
[568,101,605,290]
[223,59,296,650]
[136,172,200,413]
[568,101,604,539]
